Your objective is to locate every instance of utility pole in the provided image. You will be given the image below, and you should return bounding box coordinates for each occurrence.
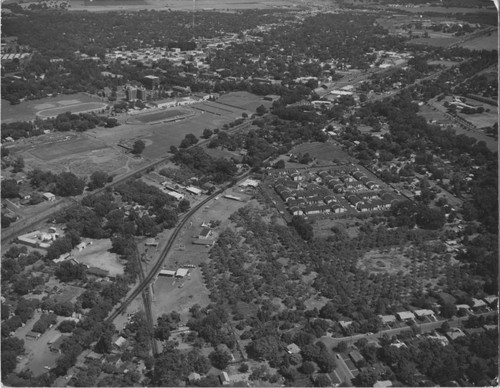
[192,0,195,40]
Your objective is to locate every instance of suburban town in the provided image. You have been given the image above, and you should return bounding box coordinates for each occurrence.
[0,0,498,386]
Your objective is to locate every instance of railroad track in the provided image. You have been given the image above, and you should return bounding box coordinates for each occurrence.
[105,186,225,325]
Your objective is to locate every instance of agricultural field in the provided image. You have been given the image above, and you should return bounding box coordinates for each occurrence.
[458,30,499,50]
[70,239,124,277]
[1,93,107,123]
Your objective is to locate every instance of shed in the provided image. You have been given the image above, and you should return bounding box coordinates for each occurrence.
[199,228,212,239]
[87,267,109,278]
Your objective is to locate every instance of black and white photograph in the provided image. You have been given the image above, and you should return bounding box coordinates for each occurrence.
[1,0,498,386]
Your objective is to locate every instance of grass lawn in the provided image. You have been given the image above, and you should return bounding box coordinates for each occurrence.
[290,142,351,162]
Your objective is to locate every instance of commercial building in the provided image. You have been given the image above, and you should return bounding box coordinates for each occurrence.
[143,75,160,90]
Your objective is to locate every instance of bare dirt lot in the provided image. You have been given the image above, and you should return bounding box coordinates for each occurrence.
[71,239,124,277]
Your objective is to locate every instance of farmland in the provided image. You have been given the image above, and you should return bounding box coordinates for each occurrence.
[458,30,499,51]
[1,93,107,124]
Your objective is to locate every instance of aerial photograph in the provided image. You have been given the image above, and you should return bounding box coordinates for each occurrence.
[0,0,498,386]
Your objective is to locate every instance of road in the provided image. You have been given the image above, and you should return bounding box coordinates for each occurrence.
[319,311,496,348]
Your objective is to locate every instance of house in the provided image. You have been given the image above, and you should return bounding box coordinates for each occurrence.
[413,309,436,320]
[427,331,449,346]
[290,206,304,216]
[114,336,127,349]
[331,204,347,213]
[471,298,487,309]
[446,327,466,340]
[26,331,41,340]
[219,371,230,385]
[373,380,393,387]
[483,295,498,308]
[286,343,301,354]
[395,311,415,322]
[188,372,201,383]
[379,315,396,325]
[85,351,104,362]
[199,228,212,239]
[349,350,365,367]
[43,192,56,202]
[49,335,68,353]
[145,238,158,247]
[390,339,407,349]
[456,304,472,314]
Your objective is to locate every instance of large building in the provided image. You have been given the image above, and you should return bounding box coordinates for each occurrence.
[143,75,160,90]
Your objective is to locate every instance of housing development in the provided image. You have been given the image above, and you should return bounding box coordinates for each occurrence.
[0,0,498,387]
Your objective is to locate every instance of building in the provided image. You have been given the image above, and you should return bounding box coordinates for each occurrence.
[166,191,185,201]
[286,343,301,354]
[396,311,415,321]
[239,179,259,188]
[145,238,158,247]
[26,331,41,340]
[126,87,138,101]
[199,228,212,239]
[49,335,68,353]
[175,268,189,278]
[413,309,436,320]
[43,192,56,202]
[223,194,242,201]
[188,372,201,383]
[446,327,466,341]
[143,75,160,90]
[186,186,202,195]
[379,315,396,325]
[373,380,393,387]
[114,336,127,350]
[219,371,230,385]
[159,269,175,277]
[349,350,365,367]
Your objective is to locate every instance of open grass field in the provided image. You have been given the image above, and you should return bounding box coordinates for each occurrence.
[1,93,105,123]
[36,102,108,118]
[409,36,459,47]
[457,108,498,128]
[71,239,124,276]
[130,108,192,124]
[28,136,107,161]
[290,142,351,163]
[216,91,272,111]
[458,31,499,50]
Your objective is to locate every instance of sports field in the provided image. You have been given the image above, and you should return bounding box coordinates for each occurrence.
[216,91,272,112]
[72,239,124,277]
[28,136,107,161]
[37,102,108,118]
[1,93,107,123]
